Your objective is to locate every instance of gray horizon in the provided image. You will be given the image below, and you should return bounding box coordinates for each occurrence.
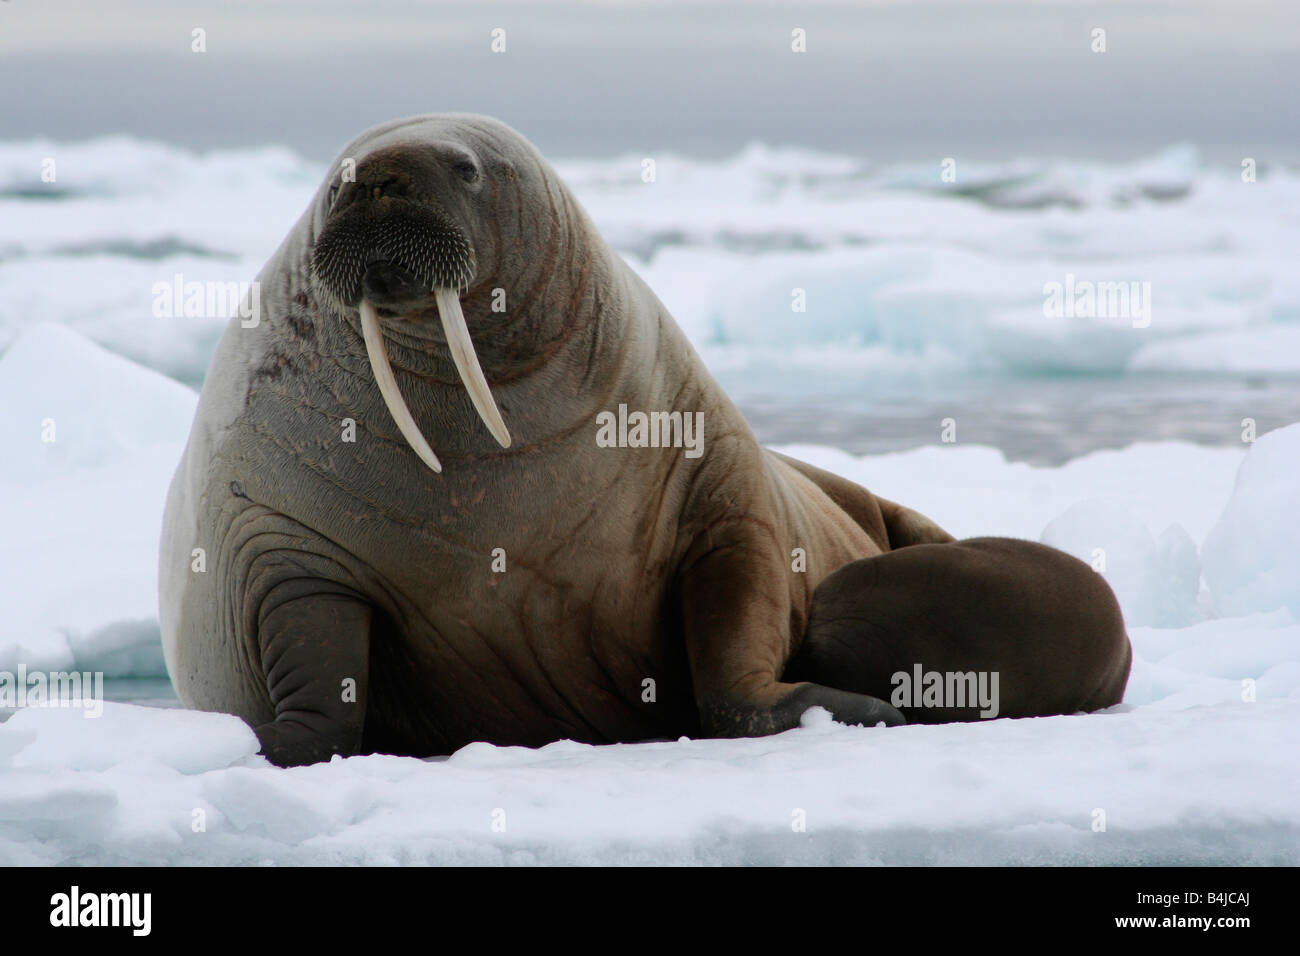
[1,0,1297,163]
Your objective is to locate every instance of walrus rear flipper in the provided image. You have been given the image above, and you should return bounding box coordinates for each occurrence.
[696,683,907,737]
[253,589,372,767]
[786,537,1132,723]
[767,451,954,549]
[678,523,906,737]
[874,495,957,549]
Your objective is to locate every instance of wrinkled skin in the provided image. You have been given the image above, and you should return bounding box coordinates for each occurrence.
[160,115,1130,766]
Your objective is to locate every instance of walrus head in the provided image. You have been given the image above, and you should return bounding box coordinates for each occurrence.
[310,129,512,473]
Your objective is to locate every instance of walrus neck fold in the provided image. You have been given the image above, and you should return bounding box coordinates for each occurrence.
[359,292,512,475]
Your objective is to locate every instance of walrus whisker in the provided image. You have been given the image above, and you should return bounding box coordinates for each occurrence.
[359,298,444,474]
[434,286,512,449]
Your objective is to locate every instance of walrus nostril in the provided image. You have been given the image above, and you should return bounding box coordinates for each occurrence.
[366,176,404,201]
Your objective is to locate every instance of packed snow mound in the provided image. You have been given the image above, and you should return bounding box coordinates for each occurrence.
[5,702,258,775]
[0,322,196,477]
[1126,611,1300,711]
[0,323,195,674]
[1202,423,1300,618]
[1040,500,1201,628]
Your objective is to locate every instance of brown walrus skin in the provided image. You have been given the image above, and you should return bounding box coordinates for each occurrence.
[159,114,1131,766]
[785,538,1132,723]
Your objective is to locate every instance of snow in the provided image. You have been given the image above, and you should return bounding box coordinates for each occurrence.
[1,699,1295,865]
[1042,500,1201,628]
[0,323,195,676]
[4,137,1300,384]
[0,323,1296,865]
[5,703,256,776]
[1,134,1297,865]
[1202,423,1300,619]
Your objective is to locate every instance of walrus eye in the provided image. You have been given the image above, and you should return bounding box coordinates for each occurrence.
[452,159,479,184]
[328,184,340,208]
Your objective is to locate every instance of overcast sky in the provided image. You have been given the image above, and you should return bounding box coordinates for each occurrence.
[2,1,1296,162]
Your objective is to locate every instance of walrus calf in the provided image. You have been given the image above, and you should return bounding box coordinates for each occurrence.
[159,114,1131,766]
[786,538,1131,723]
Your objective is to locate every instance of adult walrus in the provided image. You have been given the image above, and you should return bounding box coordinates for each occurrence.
[159,114,1130,767]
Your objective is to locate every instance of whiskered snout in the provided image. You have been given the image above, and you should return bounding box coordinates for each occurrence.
[309,154,508,475]
[312,199,475,311]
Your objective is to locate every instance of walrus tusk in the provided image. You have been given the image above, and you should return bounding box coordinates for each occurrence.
[434,286,512,449]
[359,291,510,474]
[359,299,444,473]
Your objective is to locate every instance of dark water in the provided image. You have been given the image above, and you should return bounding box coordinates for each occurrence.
[733,373,1300,466]
[106,677,183,709]
[0,678,182,718]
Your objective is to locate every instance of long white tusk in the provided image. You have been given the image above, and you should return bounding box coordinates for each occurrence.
[434,286,511,449]
[359,299,443,474]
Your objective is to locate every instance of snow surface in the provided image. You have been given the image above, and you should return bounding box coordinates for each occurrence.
[3,138,1299,384]
[2,700,1295,866]
[1,324,1297,866]
[0,324,194,677]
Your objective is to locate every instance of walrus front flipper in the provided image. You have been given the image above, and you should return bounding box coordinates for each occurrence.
[253,589,372,767]
[786,538,1132,723]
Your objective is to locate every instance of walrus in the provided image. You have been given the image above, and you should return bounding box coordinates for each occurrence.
[785,538,1132,722]
[159,114,1130,767]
